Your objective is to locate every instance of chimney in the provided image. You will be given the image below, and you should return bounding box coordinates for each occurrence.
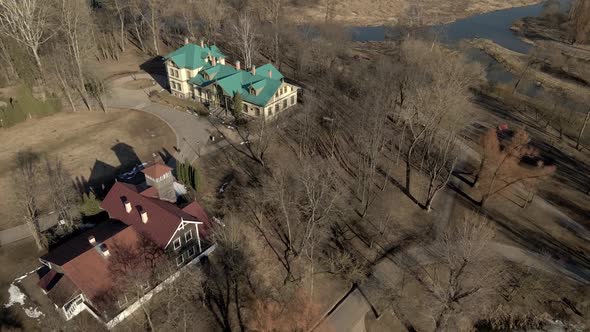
[88,236,96,245]
[125,201,132,213]
[100,244,110,257]
[184,37,189,45]
[200,39,204,48]
[235,61,241,70]
[141,211,149,224]
[268,70,272,78]
[212,57,217,66]
[219,58,225,65]
[251,65,256,75]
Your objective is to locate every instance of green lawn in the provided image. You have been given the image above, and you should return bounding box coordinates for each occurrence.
[0,86,61,128]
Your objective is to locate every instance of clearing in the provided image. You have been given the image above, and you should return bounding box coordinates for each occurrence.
[0,109,175,230]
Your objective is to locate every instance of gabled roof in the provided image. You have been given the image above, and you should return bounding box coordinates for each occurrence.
[164,43,226,70]
[101,182,208,248]
[41,220,140,301]
[191,64,285,107]
[257,63,284,80]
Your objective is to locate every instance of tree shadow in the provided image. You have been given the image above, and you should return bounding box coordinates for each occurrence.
[489,209,590,285]
[72,143,176,202]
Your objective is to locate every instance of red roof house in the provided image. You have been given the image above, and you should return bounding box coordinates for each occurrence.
[38,162,212,323]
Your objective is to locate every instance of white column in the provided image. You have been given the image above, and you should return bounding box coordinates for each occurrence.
[195,224,202,253]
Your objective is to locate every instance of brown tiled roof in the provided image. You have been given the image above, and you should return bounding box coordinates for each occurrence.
[142,162,172,179]
[41,220,140,301]
[101,182,206,248]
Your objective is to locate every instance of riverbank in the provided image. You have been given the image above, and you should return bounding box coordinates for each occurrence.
[285,0,540,26]
[470,38,590,98]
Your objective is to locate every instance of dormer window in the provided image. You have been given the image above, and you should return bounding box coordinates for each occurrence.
[249,87,257,96]
[203,73,209,80]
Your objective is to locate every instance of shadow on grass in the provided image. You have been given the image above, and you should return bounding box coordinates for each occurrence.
[489,208,590,285]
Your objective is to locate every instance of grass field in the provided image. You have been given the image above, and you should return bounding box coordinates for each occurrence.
[0,86,61,128]
[0,109,176,230]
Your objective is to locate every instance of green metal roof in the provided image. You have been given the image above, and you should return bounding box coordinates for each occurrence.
[256,64,284,80]
[165,42,289,107]
[164,43,226,70]
[188,62,287,107]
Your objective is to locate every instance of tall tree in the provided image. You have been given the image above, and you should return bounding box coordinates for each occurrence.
[0,0,54,75]
[260,0,283,67]
[44,157,80,233]
[232,11,257,69]
[13,150,46,250]
[59,0,95,110]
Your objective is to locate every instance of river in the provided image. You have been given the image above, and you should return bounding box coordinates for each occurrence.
[349,0,574,94]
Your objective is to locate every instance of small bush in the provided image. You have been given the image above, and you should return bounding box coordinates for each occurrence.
[79,192,102,217]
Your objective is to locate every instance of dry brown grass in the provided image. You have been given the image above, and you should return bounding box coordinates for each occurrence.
[286,0,539,26]
[0,109,175,230]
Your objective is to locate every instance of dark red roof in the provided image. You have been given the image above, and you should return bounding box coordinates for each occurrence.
[140,186,159,199]
[101,182,208,248]
[142,162,172,179]
[41,220,140,302]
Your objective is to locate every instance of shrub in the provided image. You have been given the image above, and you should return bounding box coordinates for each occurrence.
[79,192,102,217]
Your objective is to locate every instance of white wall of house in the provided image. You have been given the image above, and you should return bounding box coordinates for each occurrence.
[166,60,202,98]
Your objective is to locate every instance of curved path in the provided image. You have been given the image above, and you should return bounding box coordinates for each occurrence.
[105,73,216,164]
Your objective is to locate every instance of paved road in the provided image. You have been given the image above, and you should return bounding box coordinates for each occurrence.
[105,74,216,164]
[316,289,371,332]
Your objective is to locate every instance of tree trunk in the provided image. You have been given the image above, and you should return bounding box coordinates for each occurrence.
[151,12,159,55]
[119,16,126,52]
[134,22,145,51]
[25,217,45,251]
[32,47,43,77]
[576,109,590,150]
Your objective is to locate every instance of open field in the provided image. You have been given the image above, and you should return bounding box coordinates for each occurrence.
[0,109,175,230]
[286,0,539,26]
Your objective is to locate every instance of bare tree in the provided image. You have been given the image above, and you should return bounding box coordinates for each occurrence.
[104,0,128,52]
[259,0,283,67]
[44,157,80,233]
[395,40,483,202]
[394,212,501,331]
[568,0,590,44]
[13,150,46,250]
[0,0,54,75]
[232,11,257,69]
[418,130,460,212]
[253,158,340,283]
[196,0,226,43]
[248,289,326,332]
[59,0,95,111]
[476,127,556,206]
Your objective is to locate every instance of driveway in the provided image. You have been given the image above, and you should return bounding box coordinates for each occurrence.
[105,73,216,164]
